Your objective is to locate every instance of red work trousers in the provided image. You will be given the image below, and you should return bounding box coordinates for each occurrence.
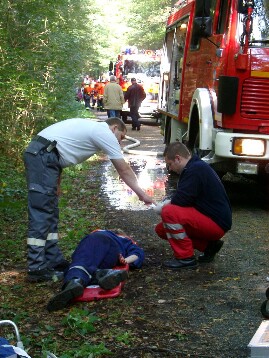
[155,204,225,259]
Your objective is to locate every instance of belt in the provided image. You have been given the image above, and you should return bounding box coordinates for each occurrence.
[32,135,52,146]
[32,135,59,155]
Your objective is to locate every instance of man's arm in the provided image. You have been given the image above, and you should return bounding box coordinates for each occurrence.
[111,158,154,204]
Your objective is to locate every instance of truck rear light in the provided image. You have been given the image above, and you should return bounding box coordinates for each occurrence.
[232,138,265,156]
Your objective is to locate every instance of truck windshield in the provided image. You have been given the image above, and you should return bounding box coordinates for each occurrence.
[123,60,160,77]
[249,0,269,45]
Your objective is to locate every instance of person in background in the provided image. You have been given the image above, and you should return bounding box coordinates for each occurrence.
[47,228,144,312]
[91,83,99,108]
[124,78,146,131]
[83,84,92,109]
[154,142,232,270]
[83,75,91,85]
[96,81,105,111]
[103,75,125,118]
[23,117,154,282]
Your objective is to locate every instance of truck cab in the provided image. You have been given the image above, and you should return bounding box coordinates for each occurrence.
[158,0,269,177]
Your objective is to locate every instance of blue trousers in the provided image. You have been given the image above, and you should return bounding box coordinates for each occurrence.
[65,232,120,285]
[107,109,121,118]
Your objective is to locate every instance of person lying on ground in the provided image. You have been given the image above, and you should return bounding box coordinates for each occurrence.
[47,229,144,312]
[154,142,232,270]
[23,117,154,283]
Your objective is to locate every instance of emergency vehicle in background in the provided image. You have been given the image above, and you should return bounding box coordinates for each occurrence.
[158,0,269,178]
[110,46,161,121]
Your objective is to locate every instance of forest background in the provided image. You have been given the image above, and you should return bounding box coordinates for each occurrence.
[0,0,176,163]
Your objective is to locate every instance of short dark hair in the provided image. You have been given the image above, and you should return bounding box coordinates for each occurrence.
[106,117,127,132]
[164,142,191,160]
[131,78,136,82]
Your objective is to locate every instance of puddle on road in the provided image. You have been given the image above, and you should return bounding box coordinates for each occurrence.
[101,155,177,210]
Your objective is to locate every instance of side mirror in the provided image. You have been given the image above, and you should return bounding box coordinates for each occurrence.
[193,17,212,38]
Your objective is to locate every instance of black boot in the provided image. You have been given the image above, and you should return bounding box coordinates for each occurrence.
[51,259,70,272]
[97,269,128,290]
[163,257,198,270]
[27,268,64,282]
[91,269,111,285]
[47,278,85,312]
[198,240,224,263]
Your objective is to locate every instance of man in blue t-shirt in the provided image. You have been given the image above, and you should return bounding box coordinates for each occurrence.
[154,142,232,270]
[47,229,144,312]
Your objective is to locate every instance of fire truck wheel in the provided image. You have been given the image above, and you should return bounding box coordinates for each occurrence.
[261,300,269,319]
[266,287,269,299]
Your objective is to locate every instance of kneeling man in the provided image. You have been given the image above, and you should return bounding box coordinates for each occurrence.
[155,142,232,269]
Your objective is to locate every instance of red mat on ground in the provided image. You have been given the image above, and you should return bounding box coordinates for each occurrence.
[73,264,129,302]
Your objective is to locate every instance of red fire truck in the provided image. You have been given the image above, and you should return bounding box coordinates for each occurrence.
[158,0,269,177]
[110,46,161,120]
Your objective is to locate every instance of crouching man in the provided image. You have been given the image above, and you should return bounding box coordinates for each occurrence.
[47,229,144,312]
[154,142,232,270]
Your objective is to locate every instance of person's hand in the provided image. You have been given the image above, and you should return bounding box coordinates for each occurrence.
[119,254,127,265]
[152,199,171,215]
[139,192,156,205]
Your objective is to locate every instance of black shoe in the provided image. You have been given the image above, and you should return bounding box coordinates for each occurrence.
[131,127,136,130]
[163,257,198,270]
[98,269,128,290]
[27,268,64,282]
[52,260,70,272]
[137,127,141,131]
[47,278,85,312]
[91,269,111,284]
[198,240,224,263]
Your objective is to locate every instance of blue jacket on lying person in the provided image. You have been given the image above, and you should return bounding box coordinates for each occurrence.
[47,229,144,312]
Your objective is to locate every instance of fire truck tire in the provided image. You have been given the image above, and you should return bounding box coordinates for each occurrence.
[261,300,269,319]
[266,287,269,299]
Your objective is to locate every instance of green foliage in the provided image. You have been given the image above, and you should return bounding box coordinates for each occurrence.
[127,0,172,49]
[62,308,100,335]
[0,0,171,163]
[115,330,133,345]
[59,342,112,358]
[0,0,123,162]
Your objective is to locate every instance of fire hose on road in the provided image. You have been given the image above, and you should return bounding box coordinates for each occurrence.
[123,135,163,157]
